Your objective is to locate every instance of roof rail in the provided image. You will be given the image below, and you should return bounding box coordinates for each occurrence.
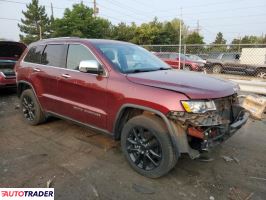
[40,37,80,41]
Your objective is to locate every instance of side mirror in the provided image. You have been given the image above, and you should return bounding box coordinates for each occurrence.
[79,60,103,74]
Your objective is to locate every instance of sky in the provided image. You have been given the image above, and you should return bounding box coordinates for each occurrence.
[0,0,265,44]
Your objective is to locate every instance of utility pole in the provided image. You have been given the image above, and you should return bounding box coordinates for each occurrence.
[39,22,42,40]
[178,7,182,69]
[93,0,99,17]
[51,2,54,21]
[196,20,200,33]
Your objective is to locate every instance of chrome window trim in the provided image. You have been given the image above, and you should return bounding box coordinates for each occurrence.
[21,42,108,77]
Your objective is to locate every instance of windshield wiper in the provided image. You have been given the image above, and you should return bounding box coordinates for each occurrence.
[127,67,171,74]
[158,67,171,70]
[126,69,156,73]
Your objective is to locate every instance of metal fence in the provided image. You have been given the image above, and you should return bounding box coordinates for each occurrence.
[142,44,266,80]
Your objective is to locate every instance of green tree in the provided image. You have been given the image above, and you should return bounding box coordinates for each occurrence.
[213,32,226,44]
[18,0,51,44]
[185,32,204,44]
[111,22,137,42]
[132,18,162,44]
[52,3,111,38]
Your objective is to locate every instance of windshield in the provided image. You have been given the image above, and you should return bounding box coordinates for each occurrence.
[187,55,202,61]
[94,43,171,73]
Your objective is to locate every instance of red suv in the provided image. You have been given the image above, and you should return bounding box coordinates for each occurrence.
[16,38,249,178]
[154,52,204,71]
[0,41,26,88]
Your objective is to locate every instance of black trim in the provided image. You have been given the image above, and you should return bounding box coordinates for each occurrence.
[47,111,111,136]
[114,104,180,158]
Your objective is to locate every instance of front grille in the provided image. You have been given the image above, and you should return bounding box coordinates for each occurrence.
[0,62,15,77]
[214,94,238,124]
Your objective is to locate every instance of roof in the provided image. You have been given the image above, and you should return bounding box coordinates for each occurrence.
[29,37,133,46]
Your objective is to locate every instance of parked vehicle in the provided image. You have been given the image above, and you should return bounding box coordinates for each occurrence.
[0,41,26,88]
[205,51,266,78]
[186,54,206,65]
[16,38,249,178]
[154,52,204,71]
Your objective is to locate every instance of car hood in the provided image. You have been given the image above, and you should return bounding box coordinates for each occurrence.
[126,70,238,99]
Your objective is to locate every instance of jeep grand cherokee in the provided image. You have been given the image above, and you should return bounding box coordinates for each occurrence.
[15,38,249,178]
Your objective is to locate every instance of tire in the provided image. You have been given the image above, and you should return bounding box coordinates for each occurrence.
[212,64,222,74]
[20,89,46,125]
[183,65,191,71]
[121,115,177,178]
[256,69,266,79]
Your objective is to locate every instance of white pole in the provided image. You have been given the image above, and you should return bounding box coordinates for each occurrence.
[178,7,182,69]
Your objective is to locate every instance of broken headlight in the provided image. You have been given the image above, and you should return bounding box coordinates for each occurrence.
[181,100,216,113]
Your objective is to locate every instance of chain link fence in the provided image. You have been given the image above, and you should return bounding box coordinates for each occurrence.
[142,44,266,80]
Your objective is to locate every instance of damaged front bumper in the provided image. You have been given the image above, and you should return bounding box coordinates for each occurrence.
[167,96,249,158]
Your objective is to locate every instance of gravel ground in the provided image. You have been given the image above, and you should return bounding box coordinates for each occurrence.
[0,89,266,200]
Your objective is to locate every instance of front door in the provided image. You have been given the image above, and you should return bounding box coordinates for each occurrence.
[56,44,108,130]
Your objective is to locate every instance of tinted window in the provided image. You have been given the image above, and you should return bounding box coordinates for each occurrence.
[222,53,236,60]
[67,44,96,70]
[24,45,44,64]
[157,53,169,59]
[42,44,66,67]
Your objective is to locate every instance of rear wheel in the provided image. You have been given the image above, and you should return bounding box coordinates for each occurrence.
[256,69,266,79]
[212,64,222,74]
[121,115,177,178]
[20,89,45,125]
[183,65,191,71]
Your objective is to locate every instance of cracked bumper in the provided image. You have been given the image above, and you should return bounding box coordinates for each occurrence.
[168,103,249,155]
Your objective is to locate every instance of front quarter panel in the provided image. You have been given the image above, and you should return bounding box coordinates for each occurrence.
[106,72,189,132]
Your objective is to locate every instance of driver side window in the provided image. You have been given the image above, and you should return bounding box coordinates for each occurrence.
[67,44,96,70]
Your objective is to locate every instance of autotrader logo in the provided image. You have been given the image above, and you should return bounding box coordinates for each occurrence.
[0,188,54,199]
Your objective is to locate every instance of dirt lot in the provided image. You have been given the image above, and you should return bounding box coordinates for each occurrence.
[0,89,266,200]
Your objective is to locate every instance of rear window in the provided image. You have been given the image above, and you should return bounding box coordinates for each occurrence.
[42,44,66,67]
[24,45,44,64]
[156,53,169,59]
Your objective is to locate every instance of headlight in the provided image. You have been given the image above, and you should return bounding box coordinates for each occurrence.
[181,100,216,113]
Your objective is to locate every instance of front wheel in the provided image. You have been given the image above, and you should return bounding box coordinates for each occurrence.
[212,64,222,74]
[20,89,46,125]
[121,115,177,178]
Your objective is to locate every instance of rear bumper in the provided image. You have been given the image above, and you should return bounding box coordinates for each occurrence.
[0,72,16,88]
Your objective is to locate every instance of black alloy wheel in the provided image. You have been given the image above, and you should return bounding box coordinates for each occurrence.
[22,95,36,121]
[121,115,177,178]
[126,126,162,171]
[20,89,46,125]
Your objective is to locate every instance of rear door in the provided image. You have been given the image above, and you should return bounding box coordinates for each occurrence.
[56,43,108,130]
[222,53,243,72]
[27,44,68,113]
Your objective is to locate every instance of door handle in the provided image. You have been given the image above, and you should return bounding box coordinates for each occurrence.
[33,68,41,72]
[61,74,71,78]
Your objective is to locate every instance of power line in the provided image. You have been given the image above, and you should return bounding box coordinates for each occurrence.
[0,17,20,21]
[160,4,266,18]
[0,0,66,10]
[97,2,146,21]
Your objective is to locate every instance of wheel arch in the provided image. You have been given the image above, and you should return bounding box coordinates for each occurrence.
[17,81,36,97]
[113,104,180,157]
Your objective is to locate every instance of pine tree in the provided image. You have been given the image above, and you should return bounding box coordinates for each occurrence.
[213,32,226,44]
[18,0,51,44]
